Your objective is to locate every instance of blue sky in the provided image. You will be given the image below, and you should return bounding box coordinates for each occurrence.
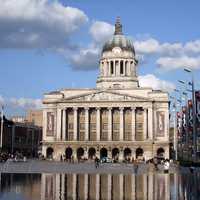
[0,0,200,116]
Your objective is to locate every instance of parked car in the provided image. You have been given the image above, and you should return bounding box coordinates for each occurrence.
[100,157,112,163]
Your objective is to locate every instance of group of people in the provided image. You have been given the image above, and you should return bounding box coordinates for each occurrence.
[0,152,27,162]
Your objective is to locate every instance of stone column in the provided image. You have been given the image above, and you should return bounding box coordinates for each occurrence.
[56,108,62,140]
[73,148,77,162]
[165,110,169,140]
[120,107,124,141]
[96,108,100,141]
[129,61,132,76]
[143,108,147,140]
[114,60,117,76]
[119,149,124,162]
[85,107,89,141]
[43,110,47,141]
[62,109,66,140]
[148,107,153,140]
[73,107,78,141]
[108,61,110,76]
[84,148,88,160]
[131,107,136,141]
[131,148,135,160]
[108,149,112,159]
[123,60,126,76]
[108,108,112,141]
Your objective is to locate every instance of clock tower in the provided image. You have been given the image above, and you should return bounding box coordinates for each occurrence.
[96,17,139,89]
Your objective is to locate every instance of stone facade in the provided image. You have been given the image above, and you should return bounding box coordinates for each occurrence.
[42,18,169,161]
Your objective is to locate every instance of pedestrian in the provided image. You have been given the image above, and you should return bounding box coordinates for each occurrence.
[164,159,169,173]
[135,163,138,174]
[95,157,99,168]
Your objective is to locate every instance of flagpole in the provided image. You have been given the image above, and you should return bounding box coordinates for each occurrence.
[174,99,178,160]
[0,105,4,150]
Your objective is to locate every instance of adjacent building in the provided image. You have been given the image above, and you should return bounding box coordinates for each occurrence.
[26,109,43,127]
[0,116,42,157]
[42,18,170,161]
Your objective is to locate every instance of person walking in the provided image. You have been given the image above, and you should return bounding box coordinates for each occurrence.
[95,157,98,168]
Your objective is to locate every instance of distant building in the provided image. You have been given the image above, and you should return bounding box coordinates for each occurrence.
[26,110,43,127]
[0,116,42,157]
[10,116,26,123]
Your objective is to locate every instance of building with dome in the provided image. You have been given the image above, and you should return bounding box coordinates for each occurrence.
[42,18,170,161]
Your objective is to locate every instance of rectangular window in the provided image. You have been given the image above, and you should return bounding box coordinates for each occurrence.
[113,123,119,130]
[90,123,96,130]
[68,123,73,129]
[79,123,85,130]
[102,123,108,130]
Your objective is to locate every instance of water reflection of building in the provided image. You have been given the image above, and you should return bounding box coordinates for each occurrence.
[42,17,170,162]
[41,173,170,200]
[0,173,41,199]
[1,172,200,200]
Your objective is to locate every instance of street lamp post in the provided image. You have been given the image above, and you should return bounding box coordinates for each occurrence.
[184,68,197,162]
[174,89,183,160]
[172,97,178,160]
[170,95,181,161]
[0,105,4,150]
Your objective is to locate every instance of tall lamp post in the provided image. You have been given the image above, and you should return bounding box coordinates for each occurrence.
[170,96,178,160]
[0,105,4,150]
[184,68,197,162]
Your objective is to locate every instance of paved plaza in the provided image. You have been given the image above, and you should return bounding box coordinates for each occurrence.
[0,160,180,174]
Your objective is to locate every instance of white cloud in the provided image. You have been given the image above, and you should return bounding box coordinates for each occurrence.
[134,38,184,57]
[0,0,88,49]
[89,21,114,44]
[134,38,200,71]
[156,56,200,70]
[70,46,100,70]
[0,95,42,110]
[68,20,114,70]
[9,97,42,109]
[0,95,4,105]
[185,40,200,54]
[138,74,175,92]
[134,38,160,54]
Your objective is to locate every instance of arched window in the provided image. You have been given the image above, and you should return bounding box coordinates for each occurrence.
[120,60,123,74]
[111,61,114,74]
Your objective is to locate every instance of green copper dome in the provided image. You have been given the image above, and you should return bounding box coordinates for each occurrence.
[102,17,135,54]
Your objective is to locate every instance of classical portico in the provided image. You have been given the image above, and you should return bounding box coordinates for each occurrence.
[42,18,170,161]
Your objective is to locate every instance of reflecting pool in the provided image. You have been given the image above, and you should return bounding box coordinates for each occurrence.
[0,171,200,200]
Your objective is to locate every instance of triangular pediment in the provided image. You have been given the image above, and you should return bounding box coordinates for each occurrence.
[63,90,151,102]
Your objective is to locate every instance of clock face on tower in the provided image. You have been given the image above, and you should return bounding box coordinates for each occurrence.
[112,47,122,54]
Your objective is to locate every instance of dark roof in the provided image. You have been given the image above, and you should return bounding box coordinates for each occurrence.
[102,17,135,54]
